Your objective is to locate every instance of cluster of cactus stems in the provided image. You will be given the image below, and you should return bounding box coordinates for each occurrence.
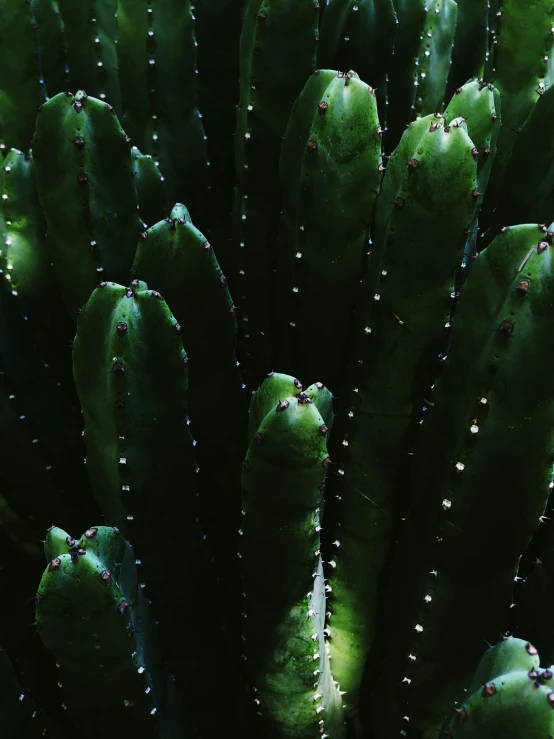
[3,1,554,738]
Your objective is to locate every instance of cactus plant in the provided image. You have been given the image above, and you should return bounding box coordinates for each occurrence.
[4,2,554,739]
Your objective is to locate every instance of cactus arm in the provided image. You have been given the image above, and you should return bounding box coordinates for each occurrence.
[131,206,248,608]
[72,282,194,534]
[233,0,321,386]
[276,70,382,387]
[36,525,184,737]
[324,118,479,711]
[32,91,141,315]
[241,393,344,738]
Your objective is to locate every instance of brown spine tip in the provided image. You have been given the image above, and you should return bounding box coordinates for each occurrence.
[543,669,554,681]
[116,321,128,336]
[48,558,61,572]
[481,683,496,698]
[538,241,549,254]
[112,362,125,376]
[65,536,75,547]
[242,460,252,472]
[74,100,83,113]
[322,456,330,469]
[307,140,318,153]
[455,707,468,724]
[151,290,164,300]
[276,399,290,412]
[74,136,85,149]
[394,196,405,210]
[526,642,538,655]
[471,147,479,160]
[77,173,88,184]
[408,158,419,171]
[35,593,42,607]
[516,278,530,295]
[315,382,324,389]
[100,570,111,584]
[118,600,129,615]
[254,432,263,444]
[257,10,266,20]
[471,188,480,200]
[114,399,125,409]
[499,320,514,335]
[175,323,182,333]
[319,424,328,436]
[125,288,135,299]
[203,241,213,253]
[547,692,554,708]
[294,378,302,389]
[318,101,329,115]
[84,527,98,539]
